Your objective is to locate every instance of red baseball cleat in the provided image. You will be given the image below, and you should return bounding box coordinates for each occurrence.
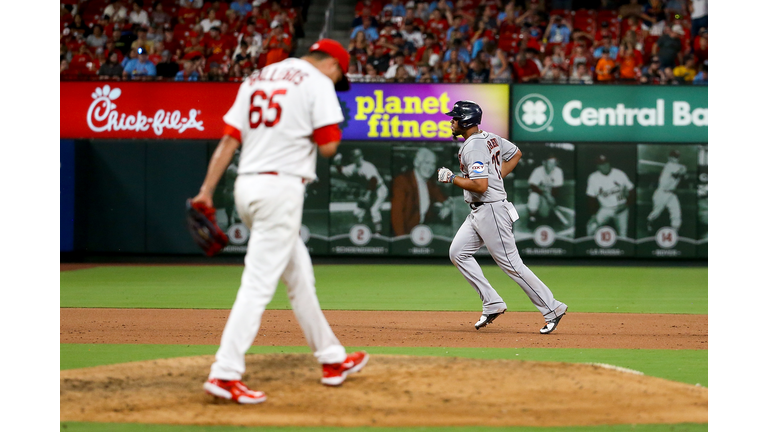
[321,351,370,386]
[203,378,267,404]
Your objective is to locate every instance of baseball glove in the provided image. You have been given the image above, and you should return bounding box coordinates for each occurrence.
[186,199,229,256]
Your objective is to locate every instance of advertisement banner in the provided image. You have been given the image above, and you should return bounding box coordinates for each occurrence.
[635,144,698,258]
[390,143,456,256]
[697,145,708,258]
[512,85,708,143]
[329,143,392,255]
[575,144,637,257]
[61,139,75,251]
[60,82,237,139]
[511,143,576,257]
[339,83,509,141]
[61,82,510,141]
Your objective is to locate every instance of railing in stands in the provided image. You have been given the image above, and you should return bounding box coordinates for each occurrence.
[318,0,335,41]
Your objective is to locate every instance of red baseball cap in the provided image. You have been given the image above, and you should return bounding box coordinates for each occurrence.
[309,38,351,91]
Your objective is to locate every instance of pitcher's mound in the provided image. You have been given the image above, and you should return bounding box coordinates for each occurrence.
[60,354,707,427]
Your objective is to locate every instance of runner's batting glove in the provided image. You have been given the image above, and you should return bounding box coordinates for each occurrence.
[437,167,455,183]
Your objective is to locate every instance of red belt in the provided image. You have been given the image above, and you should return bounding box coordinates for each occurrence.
[257,171,307,184]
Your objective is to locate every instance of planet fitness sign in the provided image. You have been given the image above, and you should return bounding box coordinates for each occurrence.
[338,83,510,140]
[512,85,708,143]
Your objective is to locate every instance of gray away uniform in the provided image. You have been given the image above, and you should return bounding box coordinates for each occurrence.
[449,131,567,321]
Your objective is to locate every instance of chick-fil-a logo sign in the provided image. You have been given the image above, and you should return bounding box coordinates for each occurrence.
[86,85,205,136]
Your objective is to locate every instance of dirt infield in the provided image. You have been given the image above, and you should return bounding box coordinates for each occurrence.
[61,308,707,350]
[60,354,707,427]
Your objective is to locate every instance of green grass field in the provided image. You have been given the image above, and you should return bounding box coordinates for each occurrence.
[60,265,707,314]
[60,264,708,431]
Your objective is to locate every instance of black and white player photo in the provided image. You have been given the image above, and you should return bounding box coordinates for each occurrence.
[390,145,453,238]
[511,143,575,253]
[636,144,698,257]
[575,144,637,256]
[329,143,391,252]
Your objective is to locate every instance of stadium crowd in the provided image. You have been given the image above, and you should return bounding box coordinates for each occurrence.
[346,0,707,84]
[60,0,306,81]
[60,0,707,85]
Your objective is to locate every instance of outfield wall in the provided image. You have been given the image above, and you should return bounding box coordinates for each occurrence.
[60,82,707,259]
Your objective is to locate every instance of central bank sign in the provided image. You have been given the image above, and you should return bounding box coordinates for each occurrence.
[512,85,707,142]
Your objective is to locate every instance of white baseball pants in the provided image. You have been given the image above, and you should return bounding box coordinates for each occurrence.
[209,174,346,381]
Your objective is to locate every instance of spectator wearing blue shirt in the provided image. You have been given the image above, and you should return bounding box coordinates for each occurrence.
[593,38,619,60]
[428,0,453,14]
[175,59,201,81]
[230,0,252,17]
[351,17,379,43]
[443,39,471,64]
[544,15,571,44]
[382,0,406,18]
[122,47,157,79]
[121,48,137,69]
[693,64,707,85]
[446,18,468,42]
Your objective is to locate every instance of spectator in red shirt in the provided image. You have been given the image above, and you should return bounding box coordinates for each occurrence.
[443,62,465,83]
[693,28,707,64]
[403,7,425,31]
[104,39,125,63]
[178,2,202,25]
[204,0,229,21]
[415,33,442,65]
[513,51,540,83]
[184,35,206,59]
[263,22,291,66]
[148,41,164,64]
[426,10,450,40]
[205,27,231,63]
[162,28,182,60]
[70,44,93,73]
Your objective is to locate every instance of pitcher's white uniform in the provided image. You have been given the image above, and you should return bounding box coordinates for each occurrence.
[527,164,564,217]
[209,57,348,382]
[586,168,634,237]
[647,160,686,230]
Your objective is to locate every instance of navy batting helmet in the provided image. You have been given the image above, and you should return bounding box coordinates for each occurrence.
[445,100,482,128]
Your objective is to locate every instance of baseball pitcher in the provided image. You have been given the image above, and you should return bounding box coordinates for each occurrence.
[436,101,568,334]
[191,39,369,405]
